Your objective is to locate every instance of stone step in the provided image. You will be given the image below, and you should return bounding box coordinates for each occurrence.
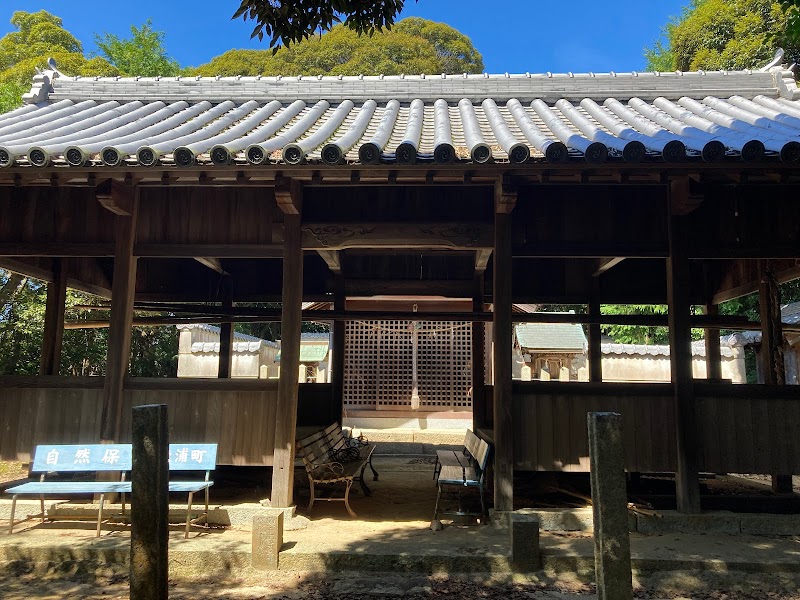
[346,427,466,455]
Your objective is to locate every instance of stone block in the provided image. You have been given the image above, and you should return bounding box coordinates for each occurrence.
[634,510,741,535]
[515,507,595,531]
[740,514,800,536]
[511,513,541,572]
[252,509,284,570]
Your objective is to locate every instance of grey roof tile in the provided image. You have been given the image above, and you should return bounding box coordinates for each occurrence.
[1,67,799,168]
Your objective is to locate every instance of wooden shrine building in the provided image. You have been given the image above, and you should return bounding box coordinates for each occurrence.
[1,59,800,514]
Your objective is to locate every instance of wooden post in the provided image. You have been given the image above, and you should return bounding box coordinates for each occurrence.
[759,260,791,492]
[667,179,701,514]
[493,178,516,512]
[331,274,346,424]
[472,273,487,430]
[39,258,67,376]
[704,303,723,381]
[218,281,234,379]
[100,185,138,442]
[271,181,303,509]
[588,292,603,383]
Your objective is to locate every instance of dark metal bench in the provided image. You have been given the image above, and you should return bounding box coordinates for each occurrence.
[433,436,491,523]
[6,443,217,538]
[296,423,377,517]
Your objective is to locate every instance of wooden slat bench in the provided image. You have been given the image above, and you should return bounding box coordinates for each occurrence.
[432,429,483,480]
[433,436,491,523]
[6,443,217,538]
[296,423,377,517]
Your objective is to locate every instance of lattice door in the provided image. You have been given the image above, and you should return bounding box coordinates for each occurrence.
[344,320,473,412]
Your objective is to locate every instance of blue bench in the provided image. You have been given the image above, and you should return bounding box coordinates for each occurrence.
[6,443,217,538]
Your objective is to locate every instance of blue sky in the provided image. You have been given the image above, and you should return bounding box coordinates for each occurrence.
[1,1,690,73]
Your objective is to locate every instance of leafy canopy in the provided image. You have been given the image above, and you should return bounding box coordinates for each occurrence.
[233,0,412,49]
[645,0,800,71]
[93,19,180,77]
[191,18,483,77]
[0,11,118,112]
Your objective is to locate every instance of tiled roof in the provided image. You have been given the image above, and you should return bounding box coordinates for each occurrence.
[515,321,587,352]
[2,64,800,168]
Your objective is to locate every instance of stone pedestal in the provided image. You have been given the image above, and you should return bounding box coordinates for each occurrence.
[252,509,285,570]
[511,513,541,572]
[588,411,633,600]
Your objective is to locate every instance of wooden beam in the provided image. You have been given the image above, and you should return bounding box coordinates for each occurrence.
[317,250,342,273]
[704,303,723,381]
[302,222,493,250]
[345,278,473,298]
[0,243,115,257]
[96,179,135,216]
[472,273,488,430]
[494,176,517,214]
[39,258,67,376]
[758,260,792,493]
[593,257,626,277]
[271,210,303,508]
[667,179,701,514]
[218,283,234,379]
[100,187,140,442]
[134,244,283,258]
[194,257,228,275]
[274,177,302,215]
[475,249,493,272]
[493,184,515,512]
[588,292,603,383]
[331,275,346,424]
[513,243,667,259]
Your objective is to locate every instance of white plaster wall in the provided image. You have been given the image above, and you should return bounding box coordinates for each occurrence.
[601,352,746,383]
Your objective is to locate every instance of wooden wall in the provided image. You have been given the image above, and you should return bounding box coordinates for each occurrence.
[512,382,800,474]
[0,377,343,466]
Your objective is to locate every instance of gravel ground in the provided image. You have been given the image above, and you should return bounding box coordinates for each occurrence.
[2,567,800,599]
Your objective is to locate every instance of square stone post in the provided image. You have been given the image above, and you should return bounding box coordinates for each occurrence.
[252,509,284,570]
[588,412,633,600]
[131,404,169,600]
[271,179,303,508]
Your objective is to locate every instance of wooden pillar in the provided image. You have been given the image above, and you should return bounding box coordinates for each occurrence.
[100,185,138,442]
[667,179,701,514]
[704,303,723,381]
[218,282,234,379]
[331,274,346,424]
[759,260,791,492]
[472,273,487,430]
[588,292,603,383]
[271,180,303,508]
[39,258,67,376]
[493,178,516,512]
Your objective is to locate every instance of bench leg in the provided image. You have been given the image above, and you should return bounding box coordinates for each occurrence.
[369,454,379,481]
[343,480,357,518]
[358,464,372,497]
[204,487,210,525]
[432,458,439,480]
[185,491,194,539]
[96,494,105,538]
[479,484,487,523]
[8,495,17,534]
[433,485,442,521]
[307,477,316,514]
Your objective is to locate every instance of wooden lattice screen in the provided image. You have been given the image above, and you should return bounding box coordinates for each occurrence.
[344,320,473,412]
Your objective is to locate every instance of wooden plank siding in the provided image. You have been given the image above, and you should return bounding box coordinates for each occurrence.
[0,377,288,465]
[511,382,800,474]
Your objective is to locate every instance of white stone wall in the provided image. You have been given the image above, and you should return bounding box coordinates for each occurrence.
[600,351,746,383]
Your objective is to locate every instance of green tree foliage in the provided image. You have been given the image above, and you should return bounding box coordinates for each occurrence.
[93,20,180,77]
[0,269,178,377]
[191,19,483,77]
[0,11,118,112]
[645,0,800,71]
[233,0,410,48]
